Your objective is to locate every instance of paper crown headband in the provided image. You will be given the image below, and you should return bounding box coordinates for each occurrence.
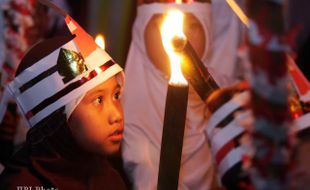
[0,0,123,127]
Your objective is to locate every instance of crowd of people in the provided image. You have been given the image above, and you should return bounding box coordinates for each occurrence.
[0,0,309,190]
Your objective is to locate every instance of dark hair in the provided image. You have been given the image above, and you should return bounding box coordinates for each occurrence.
[16,35,75,76]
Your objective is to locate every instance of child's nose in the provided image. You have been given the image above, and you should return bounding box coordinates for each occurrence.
[108,104,123,125]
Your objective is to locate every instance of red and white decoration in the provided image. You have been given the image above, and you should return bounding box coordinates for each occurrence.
[206,91,251,180]
[246,1,293,189]
[0,0,35,100]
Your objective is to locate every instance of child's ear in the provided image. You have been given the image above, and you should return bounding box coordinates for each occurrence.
[116,72,125,86]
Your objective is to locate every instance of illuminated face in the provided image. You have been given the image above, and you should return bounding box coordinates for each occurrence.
[144,13,206,74]
[68,76,124,156]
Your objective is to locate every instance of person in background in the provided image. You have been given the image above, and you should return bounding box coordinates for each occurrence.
[121,0,228,189]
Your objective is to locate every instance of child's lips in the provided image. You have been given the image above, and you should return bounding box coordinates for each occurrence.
[108,128,124,142]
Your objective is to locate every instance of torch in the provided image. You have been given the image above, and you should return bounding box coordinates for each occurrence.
[171,35,219,101]
[157,10,189,190]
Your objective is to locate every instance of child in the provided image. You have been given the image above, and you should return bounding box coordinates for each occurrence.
[0,13,126,190]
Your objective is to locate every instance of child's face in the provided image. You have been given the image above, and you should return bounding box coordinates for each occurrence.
[68,76,124,156]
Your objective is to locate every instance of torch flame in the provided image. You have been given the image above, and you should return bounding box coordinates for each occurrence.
[161,10,188,86]
[95,34,105,50]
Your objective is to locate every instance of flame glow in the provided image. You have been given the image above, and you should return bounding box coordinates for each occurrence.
[161,10,188,86]
[95,34,105,49]
[226,0,249,27]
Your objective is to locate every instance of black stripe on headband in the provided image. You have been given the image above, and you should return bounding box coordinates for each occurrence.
[25,60,115,120]
[20,65,58,93]
[20,48,86,93]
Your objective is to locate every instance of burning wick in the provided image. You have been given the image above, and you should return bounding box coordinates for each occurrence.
[172,36,187,52]
[168,17,219,101]
[95,34,105,49]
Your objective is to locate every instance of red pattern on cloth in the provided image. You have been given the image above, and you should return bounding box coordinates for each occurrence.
[245,1,293,189]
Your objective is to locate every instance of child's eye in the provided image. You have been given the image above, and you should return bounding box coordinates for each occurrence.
[113,91,122,101]
[93,96,103,105]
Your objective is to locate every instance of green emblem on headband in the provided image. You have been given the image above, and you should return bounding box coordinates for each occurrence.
[57,48,88,84]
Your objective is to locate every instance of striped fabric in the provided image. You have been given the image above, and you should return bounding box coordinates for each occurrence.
[206,91,250,180]
[206,89,310,187]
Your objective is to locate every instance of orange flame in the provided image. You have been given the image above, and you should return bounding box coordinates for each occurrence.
[95,34,105,50]
[161,10,188,86]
